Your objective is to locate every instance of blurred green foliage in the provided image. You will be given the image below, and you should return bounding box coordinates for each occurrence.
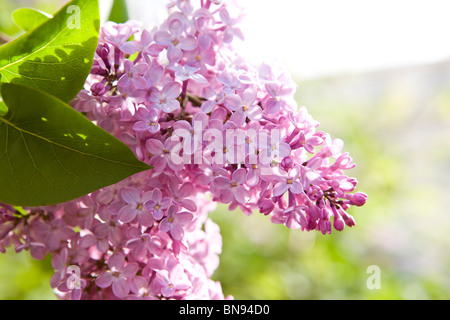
[1,0,449,300]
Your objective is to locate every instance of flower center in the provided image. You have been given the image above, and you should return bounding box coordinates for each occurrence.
[150,122,156,127]
[168,217,174,223]
[287,179,293,184]
[231,182,237,187]
[154,204,160,210]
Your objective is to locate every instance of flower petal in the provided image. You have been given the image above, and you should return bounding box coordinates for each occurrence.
[112,278,130,298]
[118,205,138,223]
[95,272,113,288]
[162,99,180,113]
[273,181,288,197]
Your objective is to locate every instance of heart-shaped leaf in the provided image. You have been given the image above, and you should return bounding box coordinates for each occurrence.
[0,0,99,103]
[0,83,151,207]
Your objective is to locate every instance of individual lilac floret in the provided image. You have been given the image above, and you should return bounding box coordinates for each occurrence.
[159,205,194,240]
[144,188,171,220]
[118,188,154,227]
[154,264,191,297]
[95,253,139,298]
[133,107,161,133]
[102,22,138,54]
[154,17,198,63]
[224,88,263,127]
[118,60,148,90]
[273,167,303,197]
[148,81,182,113]
[212,168,250,204]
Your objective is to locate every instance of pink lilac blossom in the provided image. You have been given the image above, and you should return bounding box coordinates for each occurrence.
[0,0,366,300]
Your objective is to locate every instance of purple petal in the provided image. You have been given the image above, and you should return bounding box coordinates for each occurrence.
[149,155,167,172]
[179,183,194,197]
[140,29,152,47]
[167,45,183,63]
[133,121,150,132]
[231,168,247,184]
[112,278,130,298]
[117,75,131,88]
[273,181,288,197]
[137,211,154,227]
[162,99,180,113]
[132,63,148,74]
[224,94,242,111]
[213,176,231,189]
[118,205,138,223]
[246,106,263,121]
[136,107,149,120]
[219,189,233,203]
[159,219,171,233]
[121,188,140,205]
[50,271,64,288]
[201,100,215,113]
[152,188,162,202]
[264,98,281,114]
[265,82,280,97]
[95,272,113,288]
[121,263,139,278]
[146,139,164,155]
[160,197,171,209]
[123,59,133,72]
[170,224,184,241]
[278,142,291,158]
[242,89,257,104]
[190,73,208,83]
[180,199,197,212]
[176,212,194,224]
[233,186,249,204]
[198,34,212,50]
[289,181,303,194]
[153,208,164,220]
[154,30,172,46]
[141,191,153,203]
[229,110,246,127]
[132,76,148,90]
[119,41,138,54]
[180,35,198,51]
[161,284,175,297]
[173,120,192,132]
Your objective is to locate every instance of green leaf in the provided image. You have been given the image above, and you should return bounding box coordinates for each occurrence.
[12,8,52,32]
[0,83,151,207]
[108,0,129,23]
[0,0,100,103]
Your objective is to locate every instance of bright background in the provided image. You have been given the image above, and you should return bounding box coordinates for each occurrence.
[0,0,449,299]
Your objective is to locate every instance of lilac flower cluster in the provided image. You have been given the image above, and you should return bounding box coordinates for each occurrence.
[0,0,367,300]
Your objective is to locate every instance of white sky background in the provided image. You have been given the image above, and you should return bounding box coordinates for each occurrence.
[101,0,450,79]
